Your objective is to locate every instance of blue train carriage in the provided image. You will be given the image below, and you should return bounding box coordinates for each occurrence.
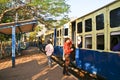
[54,26,64,58]
[53,22,72,59]
[71,1,120,80]
[44,26,64,57]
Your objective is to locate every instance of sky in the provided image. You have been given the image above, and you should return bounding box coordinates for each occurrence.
[66,0,115,18]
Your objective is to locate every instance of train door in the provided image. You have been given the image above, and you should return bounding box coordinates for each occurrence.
[71,21,76,45]
[70,21,76,61]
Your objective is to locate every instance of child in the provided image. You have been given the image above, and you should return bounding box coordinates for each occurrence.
[45,40,54,67]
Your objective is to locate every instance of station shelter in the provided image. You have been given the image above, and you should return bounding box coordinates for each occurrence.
[0,19,38,68]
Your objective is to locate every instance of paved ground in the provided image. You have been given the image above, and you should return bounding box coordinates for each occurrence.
[0,47,78,80]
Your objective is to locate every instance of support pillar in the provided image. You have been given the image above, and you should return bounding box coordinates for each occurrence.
[54,28,56,47]
[12,26,16,68]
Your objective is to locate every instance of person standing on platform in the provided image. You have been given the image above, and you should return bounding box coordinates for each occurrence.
[63,38,73,76]
[38,37,43,52]
[45,40,54,67]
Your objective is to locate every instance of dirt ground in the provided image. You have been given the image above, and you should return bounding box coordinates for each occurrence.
[0,47,78,80]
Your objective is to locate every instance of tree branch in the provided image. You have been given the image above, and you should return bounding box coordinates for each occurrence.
[0,5,26,23]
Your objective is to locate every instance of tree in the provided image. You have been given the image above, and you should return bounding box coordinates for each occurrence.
[27,24,43,42]
[0,0,70,28]
[0,0,70,45]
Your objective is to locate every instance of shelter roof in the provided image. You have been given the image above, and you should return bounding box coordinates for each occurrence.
[0,19,37,35]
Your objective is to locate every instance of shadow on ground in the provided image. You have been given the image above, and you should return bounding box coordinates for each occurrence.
[0,47,77,80]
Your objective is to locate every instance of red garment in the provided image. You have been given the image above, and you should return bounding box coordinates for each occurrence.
[63,41,72,55]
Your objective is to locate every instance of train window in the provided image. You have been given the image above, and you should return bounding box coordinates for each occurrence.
[85,35,92,49]
[110,7,120,28]
[97,34,104,50]
[64,28,68,36]
[110,32,120,51]
[57,31,59,37]
[96,14,104,30]
[77,36,82,48]
[60,29,61,36]
[77,22,82,33]
[72,21,76,42]
[85,18,92,32]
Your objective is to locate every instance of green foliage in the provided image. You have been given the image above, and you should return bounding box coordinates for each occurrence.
[28,25,43,41]
[0,0,9,3]
[0,34,5,41]
[29,32,36,41]
[34,25,42,32]
[0,0,70,26]
[0,34,11,42]
[1,15,13,23]
[0,0,70,41]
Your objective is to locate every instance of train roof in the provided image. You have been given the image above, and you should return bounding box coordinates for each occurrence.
[70,0,118,23]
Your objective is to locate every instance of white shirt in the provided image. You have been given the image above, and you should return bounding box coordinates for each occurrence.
[45,44,54,56]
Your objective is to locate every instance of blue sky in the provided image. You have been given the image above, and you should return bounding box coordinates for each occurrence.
[66,0,115,18]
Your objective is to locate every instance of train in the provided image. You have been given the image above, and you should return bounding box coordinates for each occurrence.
[44,1,120,80]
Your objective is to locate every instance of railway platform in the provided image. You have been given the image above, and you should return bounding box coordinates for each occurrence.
[0,47,78,80]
